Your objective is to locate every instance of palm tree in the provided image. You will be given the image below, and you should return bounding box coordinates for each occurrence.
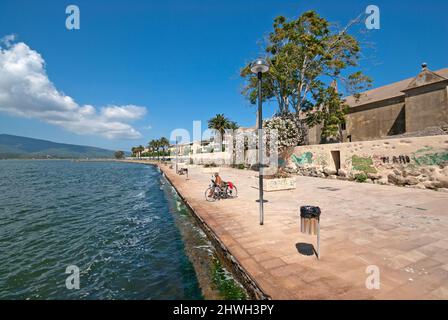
[153,140,162,162]
[147,140,154,158]
[148,140,158,159]
[159,137,170,160]
[146,142,153,157]
[131,147,137,157]
[208,114,232,139]
[229,121,240,130]
[136,145,144,159]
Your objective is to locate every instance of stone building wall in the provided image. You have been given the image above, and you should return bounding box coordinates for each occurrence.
[309,67,448,144]
[285,135,448,191]
[346,98,406,141]
[404,83,448,132]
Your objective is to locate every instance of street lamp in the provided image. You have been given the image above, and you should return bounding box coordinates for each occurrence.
[251,58,269,225]
[175,137,179,173]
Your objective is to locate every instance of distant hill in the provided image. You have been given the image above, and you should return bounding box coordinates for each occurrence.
[0,134,117,159]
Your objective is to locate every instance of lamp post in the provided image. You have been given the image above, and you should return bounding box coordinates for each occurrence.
[251,58,269,225]
[175,137,179,173]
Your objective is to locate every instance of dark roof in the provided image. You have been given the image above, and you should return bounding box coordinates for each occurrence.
[344,68,448,108]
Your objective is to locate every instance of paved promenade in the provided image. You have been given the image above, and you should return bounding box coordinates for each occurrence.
[157,163,448,299]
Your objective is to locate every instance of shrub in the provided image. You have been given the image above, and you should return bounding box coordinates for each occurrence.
[114,150,125,159]
[354,172,368,183]
[263,115,307,151]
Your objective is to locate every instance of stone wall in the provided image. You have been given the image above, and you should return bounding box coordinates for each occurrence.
[190,150,258,167]
[310,69,448,144]
[190,152,232,165]
[405,83,448,132]
[347,97,406,141]
[285,135,448,191]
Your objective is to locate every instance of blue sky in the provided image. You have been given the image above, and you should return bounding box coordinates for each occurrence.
[0,0,447,151]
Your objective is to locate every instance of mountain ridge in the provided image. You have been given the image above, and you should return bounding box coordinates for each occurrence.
[0,134,117,159]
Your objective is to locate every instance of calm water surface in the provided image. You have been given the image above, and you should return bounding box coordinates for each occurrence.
[0,160,202,299]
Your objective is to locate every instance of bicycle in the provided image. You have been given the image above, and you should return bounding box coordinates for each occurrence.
[205,180,238,202]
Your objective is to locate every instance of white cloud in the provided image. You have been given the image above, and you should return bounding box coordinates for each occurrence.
[1,34,16,47]
[0,36,147,139]
[101,105,147,121]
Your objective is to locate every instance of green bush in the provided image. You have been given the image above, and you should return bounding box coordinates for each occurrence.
[354,172,368,183]
[237,164,245,170]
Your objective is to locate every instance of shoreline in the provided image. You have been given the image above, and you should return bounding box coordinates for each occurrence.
[158,164,268,300]
[160,171,247,300]
[123,160,251,299]
[122,159,448,300]
[123,159,265,299]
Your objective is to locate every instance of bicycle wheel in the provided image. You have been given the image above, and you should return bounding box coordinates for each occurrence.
[226,185,238,198]
[205,187,216,202]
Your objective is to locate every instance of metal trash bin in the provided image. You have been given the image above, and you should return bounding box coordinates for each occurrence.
[300,206,321,258]
[300,206,320,235]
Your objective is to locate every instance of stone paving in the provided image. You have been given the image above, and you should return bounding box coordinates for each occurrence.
[158,163,448,299]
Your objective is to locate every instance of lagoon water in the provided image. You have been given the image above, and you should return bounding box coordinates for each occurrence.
[0,160,202,299]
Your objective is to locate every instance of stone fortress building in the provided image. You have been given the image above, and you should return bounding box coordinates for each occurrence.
[308,64,448,144]
[288,64,448,191]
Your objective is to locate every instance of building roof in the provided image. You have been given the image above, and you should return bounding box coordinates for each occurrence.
[344,67,448,108]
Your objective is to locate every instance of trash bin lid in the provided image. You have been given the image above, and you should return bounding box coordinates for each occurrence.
[300,206,321,218]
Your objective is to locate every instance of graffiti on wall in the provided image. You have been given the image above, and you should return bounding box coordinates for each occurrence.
[380,155,411,164]
[351,155,377,174]
[412,152,448,166]
[278,158,286,168]
[373,146,448,167]
[292,152,313,166]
